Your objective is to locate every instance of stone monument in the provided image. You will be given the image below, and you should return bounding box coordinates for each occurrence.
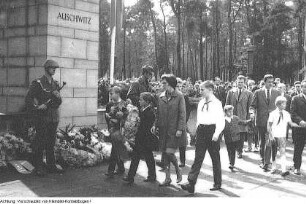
[0,0,100,128]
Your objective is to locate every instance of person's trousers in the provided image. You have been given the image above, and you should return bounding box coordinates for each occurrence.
[108,142,125,173]
[33,120,58,168]
[128,148,156,179]
[179,146,186,165]
[293,131,306,170]
[258,126,272,164]
[253,128,259,148]
[188,124,221,186]
[271,137,287,172]
[238,132,247,153]
[226,141,239,166]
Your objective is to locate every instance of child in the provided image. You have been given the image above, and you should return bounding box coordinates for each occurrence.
[105,86,128,178]
[223,105,248,170]
[123,92,157,184]
[267,96,298,177]
[247,110,258,152]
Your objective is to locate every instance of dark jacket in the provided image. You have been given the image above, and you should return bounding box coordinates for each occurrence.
[127,76,152,107]
[290,94,306,134]
[135,106,155,151]
[283,93,291,112]
[250,88,280,127]
[226,88,253,132]
[214,85,226,106]
[223,116,241,144]
[105,100,128,131]
[157,90,186,150]
[25,75,62,123]
[184,95,191,122]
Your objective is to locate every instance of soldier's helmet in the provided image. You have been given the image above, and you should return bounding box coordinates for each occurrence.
[44,59,59,69]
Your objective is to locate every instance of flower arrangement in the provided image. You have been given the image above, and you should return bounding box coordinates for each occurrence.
[0,132,32,167]
[55,124,112,168]
[123,104,140,146]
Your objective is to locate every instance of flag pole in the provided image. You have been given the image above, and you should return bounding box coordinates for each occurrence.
[110,26,116,85]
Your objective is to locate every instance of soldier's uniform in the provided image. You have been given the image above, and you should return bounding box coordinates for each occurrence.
[25,60,62,173]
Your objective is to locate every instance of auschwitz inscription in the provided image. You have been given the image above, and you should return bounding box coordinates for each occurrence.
[57,12,91,24]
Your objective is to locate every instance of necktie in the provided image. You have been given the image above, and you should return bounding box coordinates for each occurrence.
[238,89,242,100]
[267,89,270,104]
[277,111,283,125]
[202,101,211,111]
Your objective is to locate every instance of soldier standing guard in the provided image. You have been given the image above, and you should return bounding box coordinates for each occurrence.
[25,59,64,176]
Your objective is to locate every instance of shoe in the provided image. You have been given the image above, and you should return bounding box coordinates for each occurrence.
[210,185,222,191]
[263,164,270,172]
[105,172,114,178]
[281,171,290,177]
[143,177,156,182]
[114,169,125,175]
[122,176,134,184]
[237,153,242,159]
[294,169,301,175]
[229,165,234,170]
[259,163,265,169]
[181,183,195,194]
[159,179,172,187]
[179,163,185,167]
[46,165,64,174]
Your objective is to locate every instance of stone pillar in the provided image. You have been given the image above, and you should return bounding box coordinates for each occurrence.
[0,0,99,128]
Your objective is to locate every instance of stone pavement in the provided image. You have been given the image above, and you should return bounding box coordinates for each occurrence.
[0,141,306,197]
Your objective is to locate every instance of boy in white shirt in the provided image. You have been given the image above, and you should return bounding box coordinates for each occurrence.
[267,96,298,177]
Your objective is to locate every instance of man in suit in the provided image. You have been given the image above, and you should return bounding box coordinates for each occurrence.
[25,59,63,176]
[226,75,253,158]
[214,77,226,107]
[291,81,302,98]
[250,74,281,171]
[290,80,306,175]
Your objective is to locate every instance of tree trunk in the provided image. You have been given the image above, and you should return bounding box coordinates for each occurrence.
[205,36,208,80]
[298,15,304,80]
[169,0,182,77]
[216,0,220,77]
[228,0,233,80]
[122,16,126,80]
[149,4,159,79]
[160,1,169,72]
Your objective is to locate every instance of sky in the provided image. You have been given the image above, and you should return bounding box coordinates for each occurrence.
[107,0,173,20]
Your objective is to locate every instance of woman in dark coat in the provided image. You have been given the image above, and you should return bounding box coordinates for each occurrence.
[123,92,156,184]
[156,74,186,186]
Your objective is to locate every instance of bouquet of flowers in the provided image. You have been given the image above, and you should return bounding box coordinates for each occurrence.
[55,124,112,168]
[123,104,140,147]
[0,132,32,167]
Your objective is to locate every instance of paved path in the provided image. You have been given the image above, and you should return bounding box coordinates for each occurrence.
[1,141,306,197]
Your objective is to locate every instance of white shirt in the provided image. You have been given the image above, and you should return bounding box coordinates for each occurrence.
[263,87,271,98]
[197,95,225,139]
[268,108,292,138]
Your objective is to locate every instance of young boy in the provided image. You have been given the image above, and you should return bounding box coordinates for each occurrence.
[105,86,128,178]
[267,96,298,177]
[223,105,248,170]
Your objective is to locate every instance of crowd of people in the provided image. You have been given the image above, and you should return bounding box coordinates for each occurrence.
[26,59,305,193]
[103,65,306,194]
